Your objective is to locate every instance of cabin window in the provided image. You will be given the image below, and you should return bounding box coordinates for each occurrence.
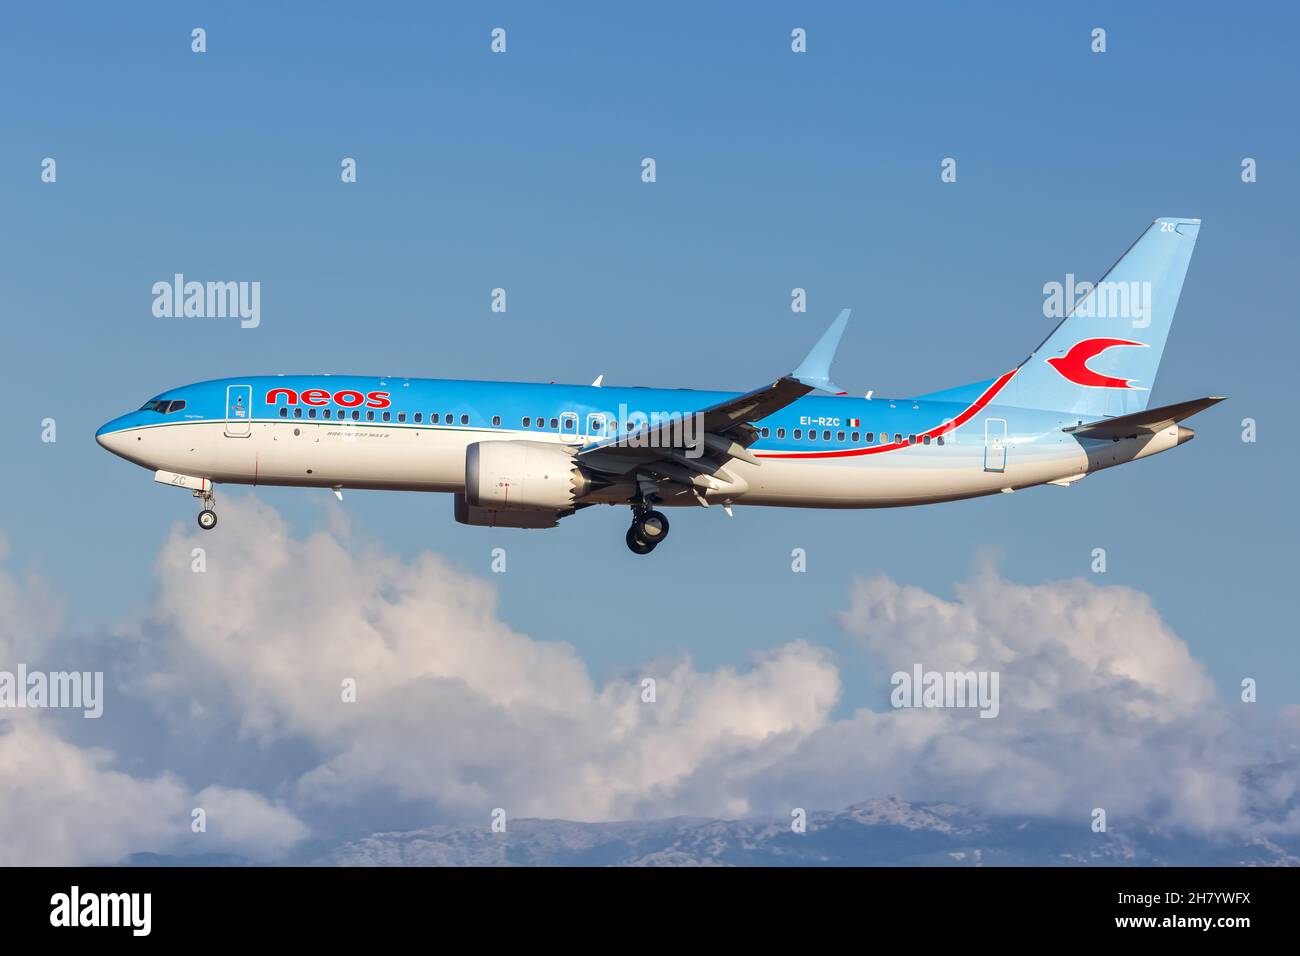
[414,413,423,423]
[536,418,545,429]
[838,431,845,442]
[550,417,559,429]
[366,410,375,421]
[922,435,931,445]
[809,431,817,441]
[444,413,452,424]
[851,431,859,442]
[894,433,902,443]
[279,407,288,418]
[492,415,500,426]
[308,408,317,419]
[865,432,873,442]
[760,427,770,438]
[908,434,916,444]
[398,412,406,423]
[823,430,831,441]
[461,414,469,425]
[352,410,360,421]
[793,429,802,439]
[293,408,303,419]
[522,417,531,427]
[777,428,785,439]
[937,436,945,445]
[382,411,391,422]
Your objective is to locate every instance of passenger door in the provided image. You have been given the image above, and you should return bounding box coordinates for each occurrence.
[983,418,1007,472]
[224,384,253,437]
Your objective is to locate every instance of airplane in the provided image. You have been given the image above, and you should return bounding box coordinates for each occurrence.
[97,217,1222,555]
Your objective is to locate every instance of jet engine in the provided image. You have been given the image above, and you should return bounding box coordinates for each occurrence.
[464,440,589,512]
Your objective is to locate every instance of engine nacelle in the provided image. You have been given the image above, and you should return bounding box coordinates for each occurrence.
[454,493,561,529]
[464,440,587,512]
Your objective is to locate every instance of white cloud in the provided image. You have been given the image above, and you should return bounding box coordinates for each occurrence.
[818,560,1277,833]
[4,497,1298,863]
[191,785,309,858]
[0,708,306,865]
[0,715,186,866]
[838,560,1216,720]
[0,542,307,865]
[133,498,1299,838]
[140,496,841,822]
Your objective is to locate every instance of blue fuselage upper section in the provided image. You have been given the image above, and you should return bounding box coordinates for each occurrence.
[97,372,1079,454]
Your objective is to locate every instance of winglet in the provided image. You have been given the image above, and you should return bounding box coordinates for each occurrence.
[791,308,851,395]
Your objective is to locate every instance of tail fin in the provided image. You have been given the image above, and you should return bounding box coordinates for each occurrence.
[999,217,1201,417]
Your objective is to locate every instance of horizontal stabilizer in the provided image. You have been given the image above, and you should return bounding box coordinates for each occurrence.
[1063,396,1225,440]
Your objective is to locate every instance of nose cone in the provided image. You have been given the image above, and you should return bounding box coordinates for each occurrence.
[96,414,141,459]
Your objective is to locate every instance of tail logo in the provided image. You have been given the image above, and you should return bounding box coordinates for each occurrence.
[1046,337,1149,389]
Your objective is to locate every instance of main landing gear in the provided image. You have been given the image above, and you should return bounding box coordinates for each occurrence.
[625,506,669,555]
[195,488,218,531]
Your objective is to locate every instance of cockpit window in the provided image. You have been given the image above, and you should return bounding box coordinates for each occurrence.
[140,399,186,414]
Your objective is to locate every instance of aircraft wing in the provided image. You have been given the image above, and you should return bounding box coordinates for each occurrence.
[1062,395,1225,440]
[576,310,852,489]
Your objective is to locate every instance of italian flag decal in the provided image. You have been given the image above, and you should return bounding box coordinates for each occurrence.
[847,418,860,427]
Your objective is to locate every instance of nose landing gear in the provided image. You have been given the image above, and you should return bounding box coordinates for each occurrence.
[626,506,669,554]
[195,488,218,531]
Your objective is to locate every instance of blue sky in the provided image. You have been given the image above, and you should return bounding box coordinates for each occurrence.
[2,0,1298,828]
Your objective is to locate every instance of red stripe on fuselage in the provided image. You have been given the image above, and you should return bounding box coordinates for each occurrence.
[754,368,1018,460]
